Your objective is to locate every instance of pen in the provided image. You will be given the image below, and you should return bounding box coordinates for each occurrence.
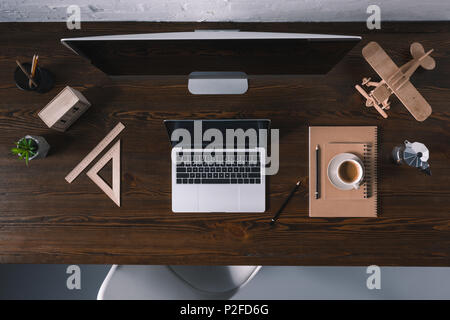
[315,145,320,199]
[270,180,302,225]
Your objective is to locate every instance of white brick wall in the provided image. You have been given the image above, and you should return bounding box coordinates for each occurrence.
[1,0,449,22]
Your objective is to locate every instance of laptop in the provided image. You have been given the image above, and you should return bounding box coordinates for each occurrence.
[165,119,270,212]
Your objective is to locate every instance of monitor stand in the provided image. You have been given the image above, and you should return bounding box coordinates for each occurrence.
[188,72,248,95]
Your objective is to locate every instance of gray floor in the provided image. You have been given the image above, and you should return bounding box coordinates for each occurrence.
[0,265,449,299]
[1,0,449,22]
[0,264,109,300]
[233,266,450,300]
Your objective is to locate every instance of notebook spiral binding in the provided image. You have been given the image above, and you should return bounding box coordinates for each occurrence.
[363,144,372,199]
[363,128,378,215]
[375,127,380,216]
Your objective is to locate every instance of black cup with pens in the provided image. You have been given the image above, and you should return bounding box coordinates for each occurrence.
[14,56,54,93]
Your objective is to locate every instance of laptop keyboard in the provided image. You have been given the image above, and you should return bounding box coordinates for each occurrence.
[175,151,262,184]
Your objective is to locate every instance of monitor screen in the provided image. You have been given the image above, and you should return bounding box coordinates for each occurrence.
[62,32,361,77]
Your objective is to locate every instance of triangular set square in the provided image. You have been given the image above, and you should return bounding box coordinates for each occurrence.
[87,140,121,207]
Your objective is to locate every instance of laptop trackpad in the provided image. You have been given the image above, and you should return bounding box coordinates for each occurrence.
[198,185,239,212]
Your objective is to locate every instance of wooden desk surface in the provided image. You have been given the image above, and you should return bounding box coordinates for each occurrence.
[0,22,449,266]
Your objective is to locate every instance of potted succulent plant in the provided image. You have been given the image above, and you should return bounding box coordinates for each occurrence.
[11,135,50,165]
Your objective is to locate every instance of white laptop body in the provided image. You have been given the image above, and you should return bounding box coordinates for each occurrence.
[171,148,266,213]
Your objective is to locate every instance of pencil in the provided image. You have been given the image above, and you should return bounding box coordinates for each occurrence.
[315,145,320,199]
[16,60,38,87]
[270,180,301,225]
[29,54,38,88]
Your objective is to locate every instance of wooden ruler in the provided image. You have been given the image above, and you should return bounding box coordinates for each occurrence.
[65,122,125,183]
[87,140,121,207]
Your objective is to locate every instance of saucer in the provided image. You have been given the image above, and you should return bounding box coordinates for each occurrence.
[327,153,363,191]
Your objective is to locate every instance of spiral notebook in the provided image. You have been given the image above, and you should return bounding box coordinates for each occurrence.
[309,126,378,217]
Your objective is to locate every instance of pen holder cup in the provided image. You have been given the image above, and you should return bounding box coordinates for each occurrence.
[14,62,54,93]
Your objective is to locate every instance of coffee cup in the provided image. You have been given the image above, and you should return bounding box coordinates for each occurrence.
[335,157,364,189]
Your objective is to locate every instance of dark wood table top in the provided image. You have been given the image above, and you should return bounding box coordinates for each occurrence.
[0,22,449,266]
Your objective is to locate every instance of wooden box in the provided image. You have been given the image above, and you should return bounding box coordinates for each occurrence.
[38,86,91,132]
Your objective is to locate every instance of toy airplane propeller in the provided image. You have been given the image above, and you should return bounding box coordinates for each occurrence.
[355,41,435,121]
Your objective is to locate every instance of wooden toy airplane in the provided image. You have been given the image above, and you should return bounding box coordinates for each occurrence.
[355,41,435,121]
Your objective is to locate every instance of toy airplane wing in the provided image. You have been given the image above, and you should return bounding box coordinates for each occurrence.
[392,82,432,121]
[362,41,400,80]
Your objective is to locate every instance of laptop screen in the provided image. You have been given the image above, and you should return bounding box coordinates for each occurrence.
[164,119,270,149]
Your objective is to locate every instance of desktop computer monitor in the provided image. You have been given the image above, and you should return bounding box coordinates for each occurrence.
[61,31,361,94]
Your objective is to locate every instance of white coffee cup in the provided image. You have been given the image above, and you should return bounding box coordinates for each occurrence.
[335,157,364,190]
